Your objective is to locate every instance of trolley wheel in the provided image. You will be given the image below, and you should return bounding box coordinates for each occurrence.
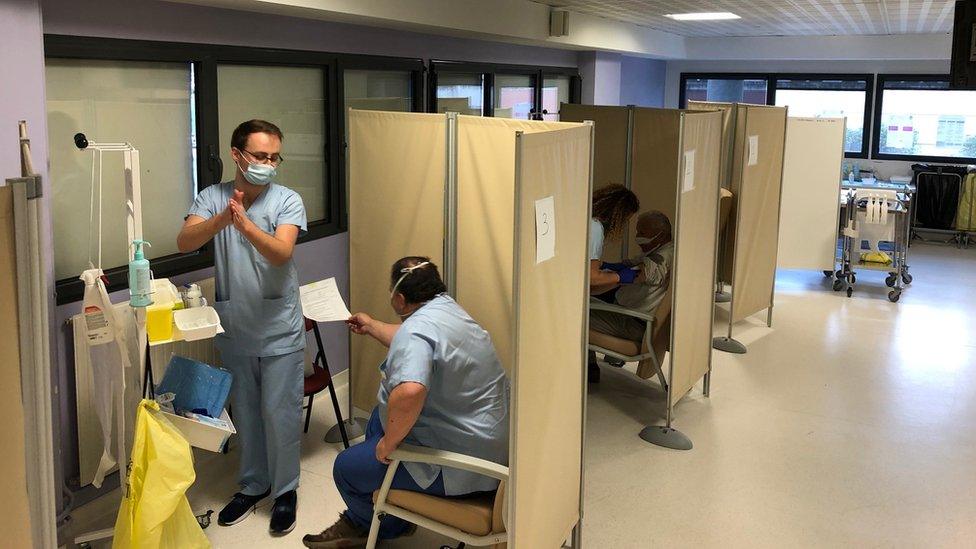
[823,270,833,278]
[902,273,913,285]
[846,287,853,298]
[885,274,897,288]
[888,290,901,303]
[832,279,845,292]
[835,270,844,279]
[850,274,857,284]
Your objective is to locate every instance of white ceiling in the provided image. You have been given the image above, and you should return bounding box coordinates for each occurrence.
[537,1,958,37]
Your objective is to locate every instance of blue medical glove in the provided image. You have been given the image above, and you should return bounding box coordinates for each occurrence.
[616,267,638,284]
[600,262,628,271]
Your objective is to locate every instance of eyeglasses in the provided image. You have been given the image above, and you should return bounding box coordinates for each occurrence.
[239,148,284,166]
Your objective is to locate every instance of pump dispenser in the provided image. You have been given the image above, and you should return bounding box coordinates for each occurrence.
[129,240,153,307]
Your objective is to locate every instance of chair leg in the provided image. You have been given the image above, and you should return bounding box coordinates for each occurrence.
[365,512,382,549]
[325,375,350,448]
[304,394,314,434]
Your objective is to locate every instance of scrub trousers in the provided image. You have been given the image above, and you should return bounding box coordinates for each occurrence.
[221,348,304,498]
[333,408,445,539]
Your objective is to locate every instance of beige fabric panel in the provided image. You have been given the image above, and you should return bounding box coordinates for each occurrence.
[777,117,845,271]
[511,126,591,549]
[730,105,788,323]
[0,187,33,548]
[669,112,723,406]
[456,116,518,374]
[348,110,446,410]
[687,101,738,282]
[559,104,630,261]
[628,108,681,258]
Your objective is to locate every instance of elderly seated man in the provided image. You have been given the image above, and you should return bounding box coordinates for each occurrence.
[588,210,673,383]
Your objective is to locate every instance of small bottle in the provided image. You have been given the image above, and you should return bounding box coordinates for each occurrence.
[129,240,153,308]
[185,283,203,308]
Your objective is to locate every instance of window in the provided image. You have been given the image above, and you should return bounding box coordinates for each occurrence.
[493,74,535,119]
[542,75,571,121]
[773,76,872,158]
[681,75,768,106]
[45,35,424,304]
[430,62,579,119]
[874,76,976,161]
[46,58,196,282]
[435,73,485,116]
[217,64,328,222]
[343,70,414,113]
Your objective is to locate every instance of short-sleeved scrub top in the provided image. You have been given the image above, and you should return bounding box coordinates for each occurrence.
[377,294,510,496]
[186,181,307,357]
[589,217,605,261]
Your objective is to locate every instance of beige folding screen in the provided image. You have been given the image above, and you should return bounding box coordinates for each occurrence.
[347,111,446,410]
[667,111,722,407]
[559,103,631,261]
[626,110,722,449]
[349,110,592,547]
[456,116,577,373]
[728,105,788,325]
[0,186,33,548]
[777,117,845,271]
[688,101,737,283]
[510,124,592,548]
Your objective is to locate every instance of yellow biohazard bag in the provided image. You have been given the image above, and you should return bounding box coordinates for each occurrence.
[113,400,210,549]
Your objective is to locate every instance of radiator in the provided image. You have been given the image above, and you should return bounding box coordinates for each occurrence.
[73,277,218,487]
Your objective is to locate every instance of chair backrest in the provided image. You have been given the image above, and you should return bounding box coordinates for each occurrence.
[491,481,506,534]
[718,188,734,231]
[649,286,673,364]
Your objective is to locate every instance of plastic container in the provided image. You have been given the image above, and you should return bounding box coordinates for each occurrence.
[146,302,175,342]
[173,306,221,342]
[146,279,180,342]
[162,408,236,453]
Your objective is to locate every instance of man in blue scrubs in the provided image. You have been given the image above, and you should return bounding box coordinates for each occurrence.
[302,257,510,549]
[177,119,307,535]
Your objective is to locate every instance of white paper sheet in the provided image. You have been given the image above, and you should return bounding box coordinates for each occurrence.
[299,277,351,322]
[748,135,759,166]
[535,196,557,264]
[682,149,696,193]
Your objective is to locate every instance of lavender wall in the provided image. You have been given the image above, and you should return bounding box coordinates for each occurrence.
[1,0,62,525]
[41,0,579,67]
[40,0,585,499]
[620,55,666,107]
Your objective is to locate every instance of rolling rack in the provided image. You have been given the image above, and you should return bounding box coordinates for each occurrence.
[832,187,914,302]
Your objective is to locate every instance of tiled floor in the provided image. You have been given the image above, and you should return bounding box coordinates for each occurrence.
[67,243,976,548]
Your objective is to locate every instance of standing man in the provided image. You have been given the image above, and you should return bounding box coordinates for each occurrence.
[177,119,307,535]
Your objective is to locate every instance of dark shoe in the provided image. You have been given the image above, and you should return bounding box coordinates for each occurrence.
[302,513,368,548]
[588,361,601,383]
[606,357,626,368]
[218,489,270,526]
[270,490,297,535]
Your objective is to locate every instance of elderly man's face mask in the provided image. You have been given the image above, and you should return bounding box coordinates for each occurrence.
[635,231,664,251]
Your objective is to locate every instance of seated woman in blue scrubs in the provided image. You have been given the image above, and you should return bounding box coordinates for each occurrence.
[302,257,510,549]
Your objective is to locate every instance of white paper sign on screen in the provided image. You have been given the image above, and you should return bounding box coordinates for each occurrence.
[535,196,556,264]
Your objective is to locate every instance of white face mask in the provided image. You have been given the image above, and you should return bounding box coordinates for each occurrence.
[635,231,662,247]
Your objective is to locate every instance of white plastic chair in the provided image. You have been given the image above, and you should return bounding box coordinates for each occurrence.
[367,445,509,549]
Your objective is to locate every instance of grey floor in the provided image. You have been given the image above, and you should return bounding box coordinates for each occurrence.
[67,242,976,548]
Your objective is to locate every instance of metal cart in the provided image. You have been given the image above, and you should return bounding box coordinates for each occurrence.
[831,187,914,302]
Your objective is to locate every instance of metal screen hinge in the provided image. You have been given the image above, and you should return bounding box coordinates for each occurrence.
[5,174,42,199]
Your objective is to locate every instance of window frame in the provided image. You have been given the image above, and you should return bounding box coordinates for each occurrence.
[678,72,772,110]
[428,60,580,119]
[335,55,426,233]
[871,74,976,164]
[771,73,874,159]
[44,34,424,304]
[680,72,875,159]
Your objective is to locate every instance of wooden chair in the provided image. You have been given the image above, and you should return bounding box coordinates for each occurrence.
[368,445,508,549]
